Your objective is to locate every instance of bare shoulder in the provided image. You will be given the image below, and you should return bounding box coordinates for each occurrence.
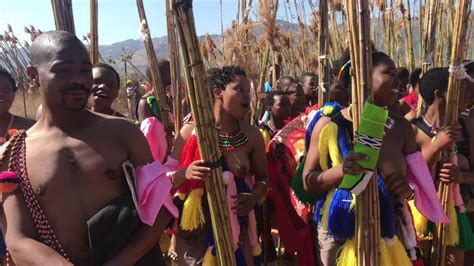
[390,112,413,133]
[180,122,195,140]
[240,121,264,143]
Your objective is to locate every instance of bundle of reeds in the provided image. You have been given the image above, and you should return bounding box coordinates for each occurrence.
[89,0,99,65]
[172,1,236,264]
[345,0,379,265]
[166,0,182,134]
[431,0,472,265]
[51,0,75,34]
[136,0,172,147]
[401,0,415,70]
[317,0,330,107]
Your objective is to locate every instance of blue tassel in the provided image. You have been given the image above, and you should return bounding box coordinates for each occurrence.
[327,189,355,240]
[337,127,351,159]
[235,246,247,266]
[378,176,396,238]
[253,255,262,266]
[314,198,325,224]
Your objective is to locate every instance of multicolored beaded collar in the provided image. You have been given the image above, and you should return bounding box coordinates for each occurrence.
[217,124,249,152]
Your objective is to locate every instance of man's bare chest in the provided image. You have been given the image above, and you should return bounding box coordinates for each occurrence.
[23,137,128,198]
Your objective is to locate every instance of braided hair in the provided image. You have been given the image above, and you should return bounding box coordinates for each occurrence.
[208,66,247,92]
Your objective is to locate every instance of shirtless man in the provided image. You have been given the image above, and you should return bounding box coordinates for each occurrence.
[0,69,35,143]
[303,52,415,265]
[89,63,126,117]
[1,31,208,266]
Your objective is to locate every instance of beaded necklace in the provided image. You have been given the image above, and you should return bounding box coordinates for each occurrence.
[217,123,249,152]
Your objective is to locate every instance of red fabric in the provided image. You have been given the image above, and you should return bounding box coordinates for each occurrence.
[403,92,418,109]
[178,135,205,193]
[266,143,315,266]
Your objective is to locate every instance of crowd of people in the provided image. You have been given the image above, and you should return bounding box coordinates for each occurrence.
[1,29,474,266]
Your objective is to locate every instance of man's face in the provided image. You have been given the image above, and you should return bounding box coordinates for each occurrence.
[35,42,93,111]
[303,76,318,99]
[90,67,119,111]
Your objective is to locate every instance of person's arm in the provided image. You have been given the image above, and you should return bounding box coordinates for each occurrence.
[419,126,462,168]
[398,100,412,116]
[249,127,269,201]
[0,141,71,265]
[105,121,173,265]
[2,190,72,266]
[137,97,154,123]
[302,117,345,193]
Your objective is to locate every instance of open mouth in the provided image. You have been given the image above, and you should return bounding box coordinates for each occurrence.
[93,91,110,99]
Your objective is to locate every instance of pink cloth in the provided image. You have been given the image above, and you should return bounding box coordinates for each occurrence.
[406,152,449,223]
[140,117,168,163]
[135,161,179,226]
[223,171,240,250]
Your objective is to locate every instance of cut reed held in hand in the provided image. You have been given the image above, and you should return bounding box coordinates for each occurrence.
[172,0,236,265]
[431,0,472,265]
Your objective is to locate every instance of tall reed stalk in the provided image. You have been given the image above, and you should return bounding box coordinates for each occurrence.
[431,1,472,265]
[89,0,99,64]
[136,0,172,148]
[172,1,236,264]
[51,0,75,34]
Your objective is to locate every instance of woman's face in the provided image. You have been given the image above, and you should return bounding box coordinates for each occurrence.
[218,74,251,119]
[372,58,400,107]
[270,94,291,120]
[0,76,15,114]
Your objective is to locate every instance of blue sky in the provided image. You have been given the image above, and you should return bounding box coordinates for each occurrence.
[0,0,303,45]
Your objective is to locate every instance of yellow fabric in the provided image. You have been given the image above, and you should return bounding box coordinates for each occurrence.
[180,188,205,231]
[253,245,262,256]
[321,189,335,231]
[319,122,343,171]
[202,249,217,266]
[336,238,356,266]
[259,128,271,151]
[379,238,392,266]
[387,236,412,266]
[446,198,459,246]
[408,200,431,240]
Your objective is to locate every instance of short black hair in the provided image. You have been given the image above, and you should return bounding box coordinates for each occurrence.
[338,51,393,92]
[299,72,317,83]
[464,61,474,76]
[264,90,287,109]
[31,30,85,67]
[93,63,120,88]
[397,67,410,80]
[0,68,17,92]
[420,67,449,105]
[209,65,247,91]
[409,68,422,87]
[145,59,170,82]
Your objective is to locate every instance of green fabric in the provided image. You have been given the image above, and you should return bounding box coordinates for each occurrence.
[291,157,322,204]
[146,95,162,121]
[338,101,389,190]
[456,207,474,250]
